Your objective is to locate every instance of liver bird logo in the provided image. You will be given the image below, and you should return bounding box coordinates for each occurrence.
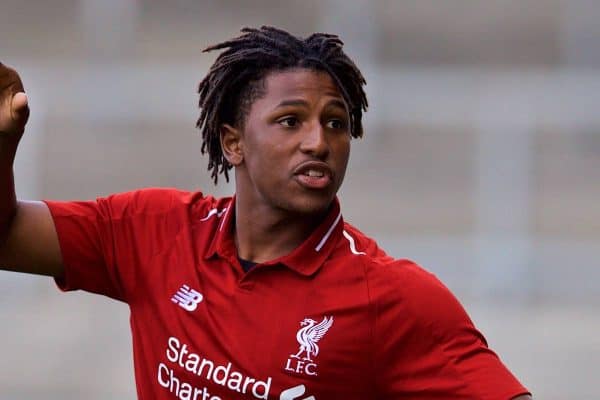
[290,316,334,361]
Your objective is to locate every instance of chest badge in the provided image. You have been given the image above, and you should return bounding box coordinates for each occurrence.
[171,284,203,312]
[284,316,333,376]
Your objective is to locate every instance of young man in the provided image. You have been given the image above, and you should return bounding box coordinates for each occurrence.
[0,27,531,399]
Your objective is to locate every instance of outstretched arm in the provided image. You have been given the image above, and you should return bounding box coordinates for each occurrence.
[0,62,63,277]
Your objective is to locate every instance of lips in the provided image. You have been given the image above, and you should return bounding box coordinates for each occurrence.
[293,161,333,189]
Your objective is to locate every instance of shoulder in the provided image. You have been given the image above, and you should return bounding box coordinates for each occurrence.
[340,222,428,281]
[340,223,472,335]
[375,260,471,337]
[371,259,470,331]
[341,225,530,398]
[96,187,225,219]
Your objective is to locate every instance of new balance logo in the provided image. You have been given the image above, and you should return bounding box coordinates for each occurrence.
[171,285,203,311]
[280,384,315,400]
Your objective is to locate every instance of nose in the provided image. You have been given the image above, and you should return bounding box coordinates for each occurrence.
[299,121,329,159]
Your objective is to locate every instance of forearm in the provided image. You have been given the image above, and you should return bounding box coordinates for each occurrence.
[0,63,28,246]
[0,135,19,245]
[0,64,61,276]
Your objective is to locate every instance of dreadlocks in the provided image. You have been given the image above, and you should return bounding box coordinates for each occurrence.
[197,26,368,184]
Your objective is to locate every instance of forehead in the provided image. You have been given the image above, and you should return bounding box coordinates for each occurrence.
[260,68,344,103]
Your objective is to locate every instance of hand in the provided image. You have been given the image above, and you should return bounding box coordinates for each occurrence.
[0,63,29,138]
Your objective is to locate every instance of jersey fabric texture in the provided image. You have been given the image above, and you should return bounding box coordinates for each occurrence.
[44,188,530,400]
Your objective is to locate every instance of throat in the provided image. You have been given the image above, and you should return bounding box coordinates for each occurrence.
[232,190,333,263]
[238,257,257,273]
[234,207,325,264]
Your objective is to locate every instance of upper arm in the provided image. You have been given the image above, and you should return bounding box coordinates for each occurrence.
[0,200,63,277]
[373,261,530,399]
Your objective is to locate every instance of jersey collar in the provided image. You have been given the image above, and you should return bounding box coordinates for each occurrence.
[204,197,344,276]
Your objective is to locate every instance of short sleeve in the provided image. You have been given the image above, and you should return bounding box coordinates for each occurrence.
[372,260,530,399]
[44,188,190,303]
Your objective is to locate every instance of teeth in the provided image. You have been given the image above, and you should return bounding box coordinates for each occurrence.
[305,170,324,177]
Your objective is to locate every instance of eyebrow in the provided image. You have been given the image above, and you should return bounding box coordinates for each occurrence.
[275,99,310,109]
[324,99,348,112]
[274,98,348,111]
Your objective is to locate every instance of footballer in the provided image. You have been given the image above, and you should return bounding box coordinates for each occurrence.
[0,26,532,399]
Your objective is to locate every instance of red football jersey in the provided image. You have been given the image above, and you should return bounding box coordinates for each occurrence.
[45,188,529,400]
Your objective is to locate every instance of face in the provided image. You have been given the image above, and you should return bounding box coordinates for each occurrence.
[222,68,351,217]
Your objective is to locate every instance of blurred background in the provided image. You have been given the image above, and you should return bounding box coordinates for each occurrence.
[1,0,599,398]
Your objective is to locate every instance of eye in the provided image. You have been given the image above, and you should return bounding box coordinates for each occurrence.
[278,116,299,128]
[325,118,346,130]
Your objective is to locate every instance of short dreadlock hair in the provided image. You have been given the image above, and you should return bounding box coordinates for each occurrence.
[197,26,368,184]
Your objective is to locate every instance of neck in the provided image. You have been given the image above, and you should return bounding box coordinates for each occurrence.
[234,197,328,264]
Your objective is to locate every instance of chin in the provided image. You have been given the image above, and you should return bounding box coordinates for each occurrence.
[284,193,335,216]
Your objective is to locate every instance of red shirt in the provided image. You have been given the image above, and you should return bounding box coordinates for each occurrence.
[45,188,529,400]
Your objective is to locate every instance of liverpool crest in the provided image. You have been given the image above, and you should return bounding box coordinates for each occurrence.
[284,316,333,376]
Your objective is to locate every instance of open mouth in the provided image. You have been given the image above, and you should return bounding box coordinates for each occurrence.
[303,169,325,178]
[294,162,333,189]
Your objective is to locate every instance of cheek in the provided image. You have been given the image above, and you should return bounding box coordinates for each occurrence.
[251,135,294,173]
[334,139,351,184]
[246,141,289,183]
[335,138,351,164]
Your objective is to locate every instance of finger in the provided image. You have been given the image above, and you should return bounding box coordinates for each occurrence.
[10,92,29,131]
[11,92,28,117]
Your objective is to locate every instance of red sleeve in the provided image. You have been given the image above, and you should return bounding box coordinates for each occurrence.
[371,260,530,399]
[43,188,192,303]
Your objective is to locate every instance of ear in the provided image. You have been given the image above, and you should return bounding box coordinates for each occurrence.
[220,123,244,166]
